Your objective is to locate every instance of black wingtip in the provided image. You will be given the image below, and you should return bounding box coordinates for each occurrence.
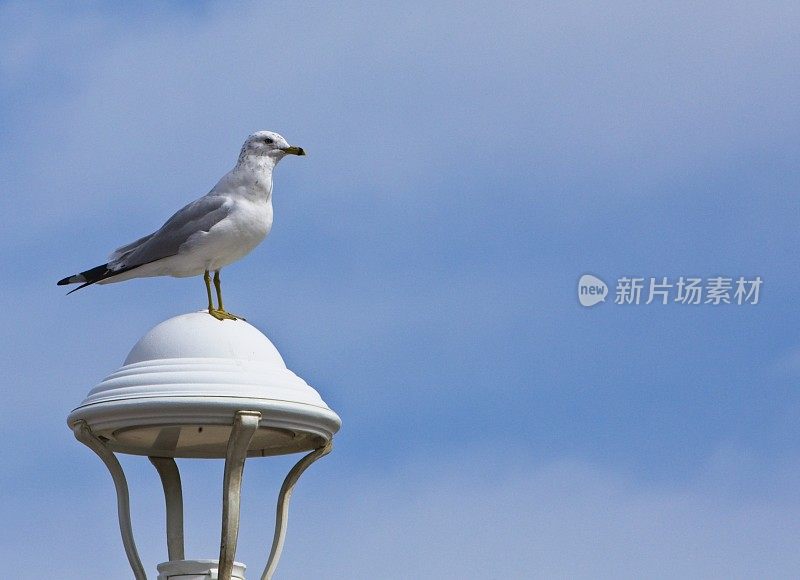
[58,263,110,292]
[66,281,94,295]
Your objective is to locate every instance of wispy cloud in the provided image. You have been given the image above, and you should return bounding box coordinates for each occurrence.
[3,2,800,578]
[274,451,800,579]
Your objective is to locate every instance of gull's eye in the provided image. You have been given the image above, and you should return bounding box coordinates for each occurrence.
[264,137,274,144]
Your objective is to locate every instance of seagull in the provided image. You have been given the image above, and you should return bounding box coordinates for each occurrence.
[57,131,305,320]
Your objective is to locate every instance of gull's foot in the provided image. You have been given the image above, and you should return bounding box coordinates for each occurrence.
[207,308,245,321]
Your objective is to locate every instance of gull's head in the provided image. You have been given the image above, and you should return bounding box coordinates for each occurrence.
[239,131,305,164]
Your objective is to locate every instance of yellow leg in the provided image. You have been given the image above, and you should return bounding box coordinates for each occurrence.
[213,271,226,312]
[207,270,243,321]
[204,271,214,311]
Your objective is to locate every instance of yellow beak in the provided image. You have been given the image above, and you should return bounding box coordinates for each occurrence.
[283,146,306,156]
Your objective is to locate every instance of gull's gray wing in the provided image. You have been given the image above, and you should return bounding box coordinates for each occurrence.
[108,195,231,270]
[108,233,156,262]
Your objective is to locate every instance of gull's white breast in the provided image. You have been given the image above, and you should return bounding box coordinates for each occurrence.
[182,197,273,274]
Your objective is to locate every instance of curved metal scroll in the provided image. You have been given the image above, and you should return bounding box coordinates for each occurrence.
[218,410,262,580]
[149,457,185,561]
[261,440,333,580]
[72,420,146,580]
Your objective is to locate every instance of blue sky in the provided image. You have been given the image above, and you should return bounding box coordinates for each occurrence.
[2,1,800,578]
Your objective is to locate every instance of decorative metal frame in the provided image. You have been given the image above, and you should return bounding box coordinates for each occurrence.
[72,411,332,580]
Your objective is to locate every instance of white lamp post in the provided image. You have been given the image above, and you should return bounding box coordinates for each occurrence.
[67,312,341,580]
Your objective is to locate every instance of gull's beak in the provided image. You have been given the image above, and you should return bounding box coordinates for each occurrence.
[282,145,306,156]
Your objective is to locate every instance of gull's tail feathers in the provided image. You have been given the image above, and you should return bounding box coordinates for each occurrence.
[57,263,138,294]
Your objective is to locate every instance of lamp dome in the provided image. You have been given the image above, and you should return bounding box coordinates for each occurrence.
[67,312,341,458]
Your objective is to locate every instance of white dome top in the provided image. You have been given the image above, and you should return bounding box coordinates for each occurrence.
[68,312,341,458]
[124,312,286,366]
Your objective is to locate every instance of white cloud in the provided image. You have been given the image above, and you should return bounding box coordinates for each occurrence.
[8,448,798,579]
[3,1,799,248]
[274,451,800,579]
[2,3,800,577]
